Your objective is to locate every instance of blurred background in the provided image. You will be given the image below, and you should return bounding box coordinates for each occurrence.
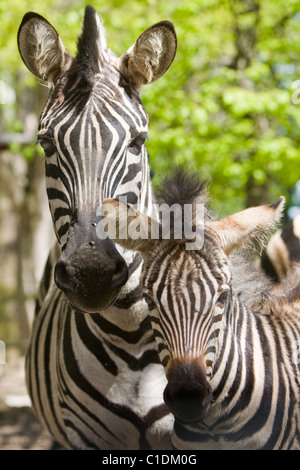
[1,0,300,448]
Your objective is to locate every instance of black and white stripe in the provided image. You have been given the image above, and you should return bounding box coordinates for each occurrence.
[113,168,300,450]
[18,6,177,449]
[146,254,300,449]
[39,73,150,248]
[27,249,172,449]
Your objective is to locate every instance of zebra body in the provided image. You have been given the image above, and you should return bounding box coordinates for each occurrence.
[28,245,172,449]
[103,169,300,450]
[18,7,176,449]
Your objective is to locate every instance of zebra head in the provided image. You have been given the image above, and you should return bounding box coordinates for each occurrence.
[17,6,177,312]
[102,168,285,424]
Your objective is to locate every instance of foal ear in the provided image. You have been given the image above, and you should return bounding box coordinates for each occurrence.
[209,197,285,256]
[18,12,72,83]
[101,199,160,255]
[119,20,177,88]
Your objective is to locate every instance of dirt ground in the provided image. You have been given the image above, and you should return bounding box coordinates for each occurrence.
[0,349,60,450]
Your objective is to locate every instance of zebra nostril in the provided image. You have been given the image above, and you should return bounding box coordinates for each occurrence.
[54,260,71,291]
[55,253,128,293]
[111,259,128,288]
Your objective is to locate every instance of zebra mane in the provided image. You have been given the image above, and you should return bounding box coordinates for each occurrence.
[76,6,108,85]
[154,166,208,209]
[153,167,211,244]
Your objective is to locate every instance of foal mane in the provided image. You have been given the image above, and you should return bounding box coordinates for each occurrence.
[153,167,214,249]
[154,166,208,209]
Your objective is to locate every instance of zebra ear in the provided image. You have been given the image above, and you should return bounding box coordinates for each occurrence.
[18,12,73,84]
[101,199,160,255]
[119,21,177,88]
[209,197,285,256]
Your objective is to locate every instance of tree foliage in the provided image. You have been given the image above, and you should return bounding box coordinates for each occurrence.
[1,0,300,216]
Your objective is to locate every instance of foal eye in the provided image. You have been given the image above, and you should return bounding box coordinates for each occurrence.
[128,133,148,155]
[144,293,156,309]
[216,290,229,308]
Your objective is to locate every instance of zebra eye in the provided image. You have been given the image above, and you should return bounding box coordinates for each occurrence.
[216,290,229,308]
[37,138,56,157]
[144,293,156,309]
[128,133,148,155]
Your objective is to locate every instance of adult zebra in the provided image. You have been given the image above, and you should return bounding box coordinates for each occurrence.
[17,6,177,449]
[103,168,300,450]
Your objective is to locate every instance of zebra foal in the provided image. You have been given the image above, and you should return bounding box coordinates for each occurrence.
[17,6,177,449]
[103,168,300,450]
